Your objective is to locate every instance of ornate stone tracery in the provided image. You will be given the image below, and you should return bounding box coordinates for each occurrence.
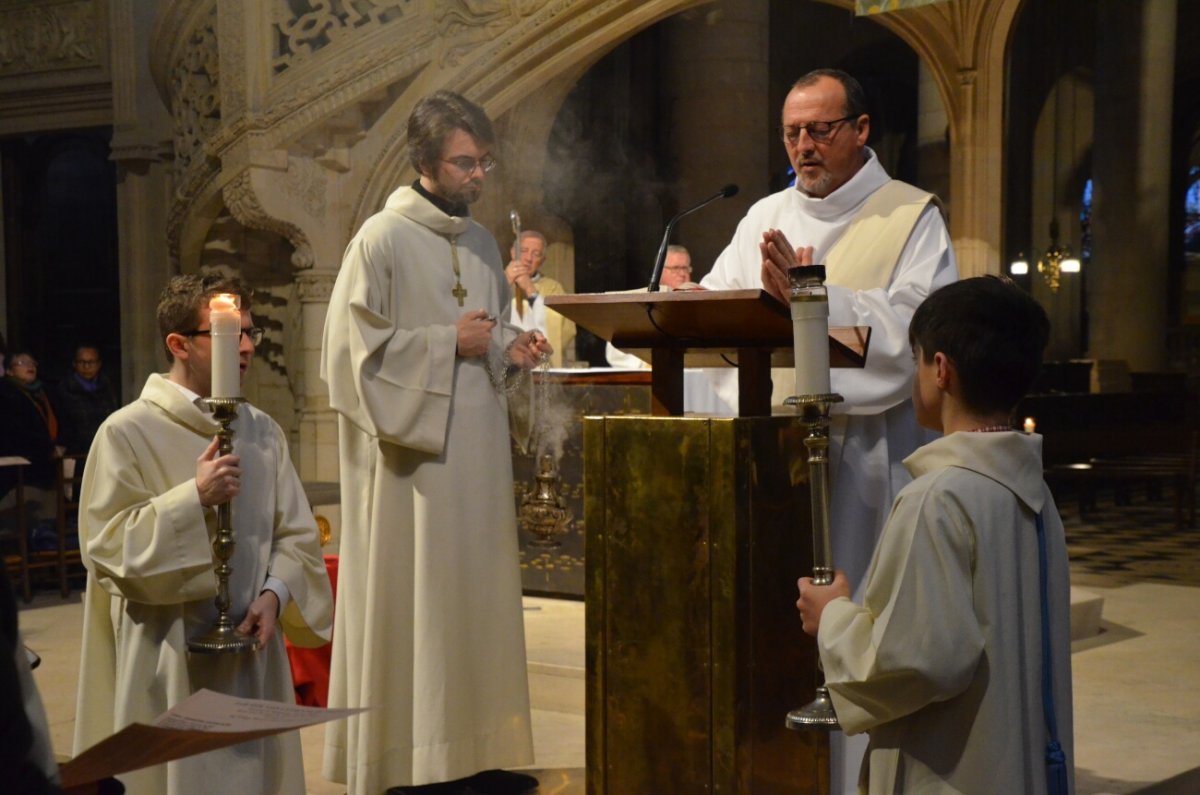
[272,0,411,75]
[170,4,220,180]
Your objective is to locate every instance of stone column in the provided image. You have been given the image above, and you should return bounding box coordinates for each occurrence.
[663,0,769,274]
[110,0,176,399]
[294,270,340,482]
[916,59,950,206]
[1089,0,1176,370]
[295,268,340,548]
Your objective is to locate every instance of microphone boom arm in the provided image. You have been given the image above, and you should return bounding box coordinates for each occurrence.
[648,184,737,292]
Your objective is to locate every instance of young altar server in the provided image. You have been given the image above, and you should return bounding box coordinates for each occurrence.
[796,276,1074,794]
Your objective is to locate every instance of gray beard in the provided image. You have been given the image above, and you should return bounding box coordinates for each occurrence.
[797,169,833,197]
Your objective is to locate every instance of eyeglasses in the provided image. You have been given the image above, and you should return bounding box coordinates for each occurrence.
[663,265,692,272]
[180,327,265,346]
[779,116,858,145]
[441,155,497,174]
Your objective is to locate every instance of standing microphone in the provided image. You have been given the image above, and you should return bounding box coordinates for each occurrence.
[648,183,739,292]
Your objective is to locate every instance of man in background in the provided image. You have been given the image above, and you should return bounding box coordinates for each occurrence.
[55,345,119,456]
[506,229,575,367]
[605,244,697,368]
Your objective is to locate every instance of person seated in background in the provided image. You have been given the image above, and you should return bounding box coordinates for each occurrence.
[54,345,120,457]
[0,352,61,510]
[605,245,697,368]
[506,229,575,367]
[658,244,700,291]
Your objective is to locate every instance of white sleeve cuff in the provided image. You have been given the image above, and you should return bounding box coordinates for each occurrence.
[262,575,290,614]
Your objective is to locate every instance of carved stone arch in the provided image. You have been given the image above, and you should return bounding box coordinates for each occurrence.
[189,199,303,442]
[817,0,1026,276]
[174,182,227,275]
[350,0,713,233]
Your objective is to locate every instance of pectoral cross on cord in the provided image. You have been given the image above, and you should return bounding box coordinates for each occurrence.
[447,234,467,306]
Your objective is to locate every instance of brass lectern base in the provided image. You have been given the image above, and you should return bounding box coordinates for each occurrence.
[585,415,828,795]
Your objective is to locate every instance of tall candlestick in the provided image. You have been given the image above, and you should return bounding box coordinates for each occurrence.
[789,265,831,396]
[209,293,241,398]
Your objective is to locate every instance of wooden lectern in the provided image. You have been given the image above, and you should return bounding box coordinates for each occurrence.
[546,289,868,416]
[547,290,869,795]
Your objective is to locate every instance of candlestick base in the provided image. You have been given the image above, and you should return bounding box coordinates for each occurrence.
[188,625,259,655]
[785,685,840,730]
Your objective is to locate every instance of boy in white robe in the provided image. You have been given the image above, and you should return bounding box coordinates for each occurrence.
[796,276,1074,794]
[73,274,333,795]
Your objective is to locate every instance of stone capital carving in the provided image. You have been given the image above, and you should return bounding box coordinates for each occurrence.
[222,169,315,270]
[295,269,337,303]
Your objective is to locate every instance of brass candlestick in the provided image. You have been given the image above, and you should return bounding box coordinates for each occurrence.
[188,397,258,654]
[785,392,843,730]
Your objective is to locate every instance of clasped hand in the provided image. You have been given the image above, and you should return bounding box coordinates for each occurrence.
[196,436,240,507]
[759,228,814,304]
[505,260,536,295]
[795,569,851,637]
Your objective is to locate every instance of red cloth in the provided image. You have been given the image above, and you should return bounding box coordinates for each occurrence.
[286,554,337,706]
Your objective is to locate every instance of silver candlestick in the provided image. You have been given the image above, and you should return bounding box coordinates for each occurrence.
[188,397,258,654]
[785,392,843,730]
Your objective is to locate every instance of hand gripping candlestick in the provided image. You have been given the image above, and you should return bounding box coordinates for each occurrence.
[188,293,257,654]
[784,265,843,730]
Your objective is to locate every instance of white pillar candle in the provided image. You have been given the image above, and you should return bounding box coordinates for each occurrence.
[209,293,241,398]
[1024,416,1036,434]
[790,287,831,396]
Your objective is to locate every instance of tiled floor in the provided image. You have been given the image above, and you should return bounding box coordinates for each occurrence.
[15,487,1200,794]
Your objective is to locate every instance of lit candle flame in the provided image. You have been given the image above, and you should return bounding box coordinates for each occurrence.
[1023,417,1036,434]
[210,293,240,312]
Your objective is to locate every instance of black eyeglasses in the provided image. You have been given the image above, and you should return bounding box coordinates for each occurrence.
[441,155,497,174]
[181,327,265,346]
[779,116,858,145]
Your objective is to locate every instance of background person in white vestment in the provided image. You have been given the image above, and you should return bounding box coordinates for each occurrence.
[797,276,1073,795]
[699,69,958,793]
[321,91,552,795]
[506,229,575,368]
[72,274,334,795]
[604,245,697,369]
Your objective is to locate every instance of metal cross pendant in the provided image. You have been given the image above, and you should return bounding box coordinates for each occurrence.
[451,280,467,306]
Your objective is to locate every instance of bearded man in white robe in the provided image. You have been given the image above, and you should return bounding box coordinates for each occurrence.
[699,68,958,794]
[321,91,552,795]
[73,274,334,795]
